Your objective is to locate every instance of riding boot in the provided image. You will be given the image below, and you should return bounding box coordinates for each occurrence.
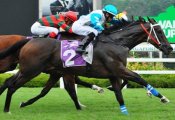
[76,32,95,54]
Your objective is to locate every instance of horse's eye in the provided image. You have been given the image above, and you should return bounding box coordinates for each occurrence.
[155,28,162,33]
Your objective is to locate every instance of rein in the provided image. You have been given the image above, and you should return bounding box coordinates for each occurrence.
[100,20,162,47]
[140,23,161,46]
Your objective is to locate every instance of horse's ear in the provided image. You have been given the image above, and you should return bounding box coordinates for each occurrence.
[152,18,156,22]
[147,16,151,22]
[147,17,157,23]
[139,16,142,21]
[131,16,134,22]
[139,16,145,22]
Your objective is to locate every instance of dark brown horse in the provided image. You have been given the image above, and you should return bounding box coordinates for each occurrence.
[0,17,173,114]
[0,34,104,107]
[0,34,104,92]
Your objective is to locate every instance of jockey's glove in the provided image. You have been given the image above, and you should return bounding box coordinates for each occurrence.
[59,27,65,32]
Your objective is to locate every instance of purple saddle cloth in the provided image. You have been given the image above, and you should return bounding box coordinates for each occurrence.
[61,40,86,67]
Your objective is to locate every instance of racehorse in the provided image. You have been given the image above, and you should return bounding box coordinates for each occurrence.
[0,17,172,114]
[0,34,103,92]
[0,35,26,72]
[0,34,104,107]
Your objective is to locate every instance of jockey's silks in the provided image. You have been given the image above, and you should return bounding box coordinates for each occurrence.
[38,14,73,33]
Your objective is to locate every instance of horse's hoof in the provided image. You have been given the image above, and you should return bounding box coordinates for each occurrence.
[7,111,12,115]
[78,101,86,108]
[4,109,10,113]
[80,103,86,108]
[20,102,25,108]
[120,105,128,115]
[122,111,129,115]
[146,90,152,98]
[160,96,170,103]
[92,85,104,93]
[76,107,82,110]
[98,88,104,93]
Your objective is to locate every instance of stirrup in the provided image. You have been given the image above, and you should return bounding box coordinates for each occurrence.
[76,49,86,54]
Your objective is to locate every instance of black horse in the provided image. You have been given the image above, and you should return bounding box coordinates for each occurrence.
[0,17,172,114]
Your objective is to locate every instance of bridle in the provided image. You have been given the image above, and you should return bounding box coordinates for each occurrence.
[140,23,161,46]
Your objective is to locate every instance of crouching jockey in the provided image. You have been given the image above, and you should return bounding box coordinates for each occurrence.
[72,4,118,54]
[31,11,77,39]
[104,11,129,30]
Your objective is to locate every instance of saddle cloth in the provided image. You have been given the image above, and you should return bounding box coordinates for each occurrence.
[61,40,93,68]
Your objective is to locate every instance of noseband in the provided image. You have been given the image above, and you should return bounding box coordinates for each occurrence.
[140,23,161,46]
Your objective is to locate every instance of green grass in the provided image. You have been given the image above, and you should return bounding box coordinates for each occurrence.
[0,88,175,120]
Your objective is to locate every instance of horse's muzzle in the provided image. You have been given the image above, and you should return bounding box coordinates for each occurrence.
[160,44,173,55]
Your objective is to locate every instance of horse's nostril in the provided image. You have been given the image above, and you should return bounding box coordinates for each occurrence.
[167,47,173,53]
[168,47,173,51]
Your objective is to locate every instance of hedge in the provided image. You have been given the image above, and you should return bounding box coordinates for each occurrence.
[0,73,58,87]
[0,73,175,88]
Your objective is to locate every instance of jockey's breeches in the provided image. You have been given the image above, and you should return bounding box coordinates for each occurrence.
[72,20,98,36]
[31,22,59,36]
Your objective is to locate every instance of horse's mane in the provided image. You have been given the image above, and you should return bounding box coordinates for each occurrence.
[105,16,148,34]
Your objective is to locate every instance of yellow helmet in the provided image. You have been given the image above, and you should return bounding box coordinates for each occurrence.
[115,11,128,21]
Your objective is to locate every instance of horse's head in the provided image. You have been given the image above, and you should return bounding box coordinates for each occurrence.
[140,17,173,55]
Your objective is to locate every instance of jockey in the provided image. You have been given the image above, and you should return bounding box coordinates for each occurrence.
[31,11,77,39]
[72,4,118,54]
[104,11,129,31]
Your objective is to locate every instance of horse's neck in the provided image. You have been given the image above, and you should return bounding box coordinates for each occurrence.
[123,33,147,50]
[107,23,148,50]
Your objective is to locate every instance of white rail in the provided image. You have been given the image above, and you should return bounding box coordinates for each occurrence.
[127,58,175,62]
[128,43,175,74]
[131,43,175,52]
[133,70,175,74]
[127,58,175,74]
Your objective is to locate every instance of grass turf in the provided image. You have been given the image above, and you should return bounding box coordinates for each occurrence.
[0,88,175,120]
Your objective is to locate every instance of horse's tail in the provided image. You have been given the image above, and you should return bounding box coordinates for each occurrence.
[0,39,30,59]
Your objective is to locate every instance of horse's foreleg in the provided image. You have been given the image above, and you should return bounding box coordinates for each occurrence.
[3,73,20,113]
[107,79,151,97]
[20,72,60,108]
[63,74,81,110]
[4,87,14,113]
[3,64,44,112]
[75,76,104,93]
[109,77,128,115]
[120,67,169,103]
[0,75,17,95]
[4,72,33,112]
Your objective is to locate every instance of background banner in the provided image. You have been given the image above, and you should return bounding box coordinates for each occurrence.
[42,0,93,17]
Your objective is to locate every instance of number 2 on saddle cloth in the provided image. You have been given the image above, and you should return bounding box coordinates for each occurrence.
[60,40,93,68]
